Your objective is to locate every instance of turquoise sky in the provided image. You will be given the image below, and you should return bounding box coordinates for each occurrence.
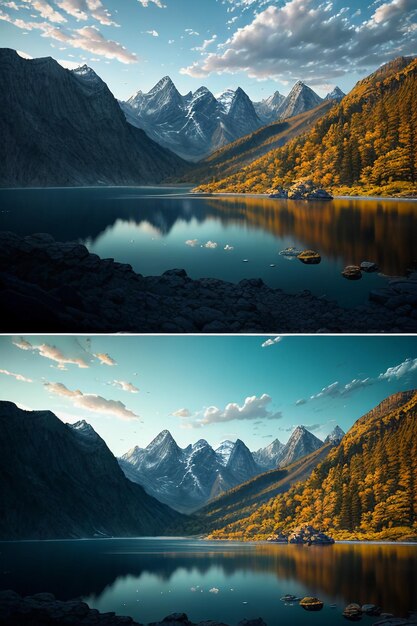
[1,335,416,457]
[1,0,415,100]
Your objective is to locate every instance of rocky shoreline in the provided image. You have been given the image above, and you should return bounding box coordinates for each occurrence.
[0,591,265,626]
[1,231,417,333]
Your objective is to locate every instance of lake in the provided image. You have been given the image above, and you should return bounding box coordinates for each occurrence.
[1,187,416,307]
[0,539,416,625]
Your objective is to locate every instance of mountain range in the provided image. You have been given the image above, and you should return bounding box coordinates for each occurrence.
[0,402,182,540]
[119,424,344,512]
[121,75,344,161]
[0,49,186,187]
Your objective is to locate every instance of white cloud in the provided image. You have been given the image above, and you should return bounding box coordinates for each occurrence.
[22,0,66,23]
[16,49,33,58]
[199,393,282,426]
[56,0,118,26]
[95,352,117,366]
[0,368,33,383]
[171,407,191,418]
[378,357,417,381]
[44,381,139,420]
[204,240,218,248]
[13,338,90,369]
[185,239,199,247]
[181,0,417,84]
[0,12,136,63]
[112,380,139,393]
[185,28,199,36]
[137,0,165,6]
[261,336,282,348]
[193,35,217,53]
[145,29,159,36]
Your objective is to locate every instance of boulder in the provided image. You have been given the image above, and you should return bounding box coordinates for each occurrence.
[360,261,379,272]
[299,597,324,611]
[297,250,321,264]
[342,266,362,280]
[343,603,362,621]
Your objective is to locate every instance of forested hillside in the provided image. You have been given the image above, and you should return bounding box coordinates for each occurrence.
[207,391,417,541]
[197,57,417,197]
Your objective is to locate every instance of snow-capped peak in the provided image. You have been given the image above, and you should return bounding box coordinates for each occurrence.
[215,439,236,466]
[217,88,236,113]
[324,425,345,444]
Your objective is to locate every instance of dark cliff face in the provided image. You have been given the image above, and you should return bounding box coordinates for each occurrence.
[0,49,187,187]
[0,402,181,539]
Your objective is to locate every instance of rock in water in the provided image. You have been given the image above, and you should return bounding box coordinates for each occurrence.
[297,250,321,264]
[342,266,362,280]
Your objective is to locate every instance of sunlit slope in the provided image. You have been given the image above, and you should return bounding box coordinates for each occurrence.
[207,391,417,541]
[181,101,333,184]
[196,57,417,196]
[195,443,334,531]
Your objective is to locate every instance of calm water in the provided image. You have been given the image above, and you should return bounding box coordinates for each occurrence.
[0,539,416,625]
[1,187,417,307]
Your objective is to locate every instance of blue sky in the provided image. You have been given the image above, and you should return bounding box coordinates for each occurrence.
[0,0,415,100]
[1,335,417,457]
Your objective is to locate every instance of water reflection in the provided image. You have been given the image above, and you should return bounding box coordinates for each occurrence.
[1,189,415,277]
[0,540,415,617]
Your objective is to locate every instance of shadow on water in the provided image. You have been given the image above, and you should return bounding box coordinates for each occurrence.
[0,539,416,618]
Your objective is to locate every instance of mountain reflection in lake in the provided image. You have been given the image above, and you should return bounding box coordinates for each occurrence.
[0,539,416,625]
[1,187,416,307]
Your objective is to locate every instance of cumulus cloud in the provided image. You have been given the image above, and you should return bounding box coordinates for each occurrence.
[112,380,139,393]
[171,407,191,418]
[95,352,117,366]
[13,338,90,369]
[56,0,118,26]
[299,356,417,405]
[44,382,139,420]
[145,29,159,36]
[22,0,66,23]
[185,239,199,247]
[0,369,33,383]
[261,336,282,348]
[0,12,136,63]
[204,240,218,249]
[181,0,417,84]
[378,357,417,381]
[199,393,282,426]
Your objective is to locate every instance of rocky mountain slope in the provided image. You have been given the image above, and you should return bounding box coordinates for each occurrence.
[275,81,323,119]
[179,101,333,183]
[254,90,285,123]
[0,402,181,539]
[207,391,417,541]
[197,56,417,195]
[277,425,323,467]
[121,77,263,160]
[0,49,187,187]
[119,432,262,512]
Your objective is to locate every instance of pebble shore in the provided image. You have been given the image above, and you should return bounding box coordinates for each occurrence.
[1,232,416,333]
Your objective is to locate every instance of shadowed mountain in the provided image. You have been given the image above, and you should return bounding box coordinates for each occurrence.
[0,49,187,187]
[0,402,182,539]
